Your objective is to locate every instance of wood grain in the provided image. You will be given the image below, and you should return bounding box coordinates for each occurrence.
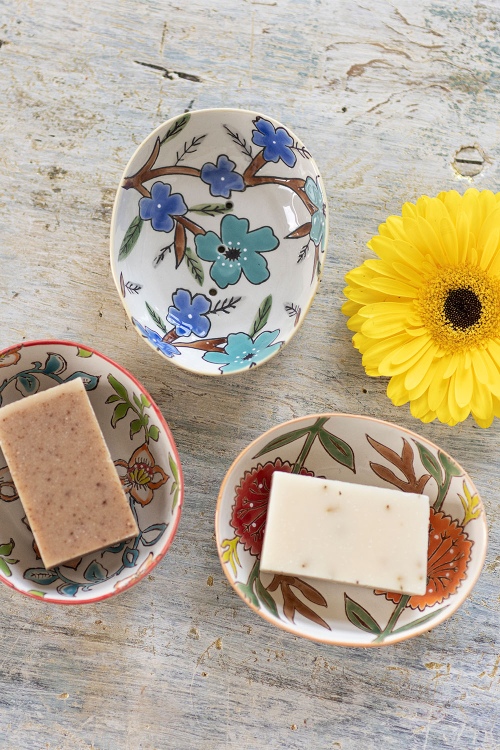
[0,1,499,748]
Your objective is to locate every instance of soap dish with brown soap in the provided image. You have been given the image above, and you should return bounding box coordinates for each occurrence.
[0,340,183,604]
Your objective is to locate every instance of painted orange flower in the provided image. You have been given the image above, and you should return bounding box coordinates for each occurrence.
[231,458,315,556]
[0,348,21,368]
[377,509,473,611]
[0,466,18,502]
[115,444,168,507]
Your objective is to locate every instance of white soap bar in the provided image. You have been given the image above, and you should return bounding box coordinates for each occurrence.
[260,473,430,595]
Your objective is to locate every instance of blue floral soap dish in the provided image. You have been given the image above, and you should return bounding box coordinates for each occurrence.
[110,108,328,375]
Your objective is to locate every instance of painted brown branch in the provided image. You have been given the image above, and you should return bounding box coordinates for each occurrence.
[367,435,431,494]
[161,329,178,344]
[176,215,205,236]
[243,150,316,215]
[267,575,331,630]
[176,337,227,352]
[174,221,186,267]
[122,137,201,193]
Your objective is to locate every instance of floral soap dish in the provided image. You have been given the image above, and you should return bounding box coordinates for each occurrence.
[0,341,183,604]
[216,414,487,646]
[110,108,328,375]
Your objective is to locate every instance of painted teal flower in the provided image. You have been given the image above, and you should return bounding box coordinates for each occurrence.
[251,118,296,168]
[203,330,282,373]
[167,289,211,337]
[139,182,187,233]
[200,155,245,198]
[133,320,180,358]
[304,176,326,247]
[195,215,279,289]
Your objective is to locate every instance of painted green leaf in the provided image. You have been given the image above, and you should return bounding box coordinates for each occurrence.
[249,295,272,337]
[146,302,168,333]
[118,215,143,261]
[0,538,14,557]
[415,442,442,483]
[189,202,233,216]
[0,558,11,576]
[255,577,279,617]
[185,246,204,286]
[28,590,46,598]
[111,402,131,428]
[236,581,259,607]
[344,594,382,635]
[15,373,40,397]
[172,485,180,510]
[76,347,93,358]
[130,418,143,438]
[253,426,312,458]
[140,393,151,408]
[44,352,67,375]
[318,429,355,472]
[24,568,59,585]
[391,608,445,636]
[168,453,179,483]
[108,374,129,401]
[105,394,122,404]
[141,523,167,546]
[148,425,160,442]
[84,560,108,582]
[160,114,190,145]
[439,451,463,478]
[133,393,142,410]
[65,372,99,391]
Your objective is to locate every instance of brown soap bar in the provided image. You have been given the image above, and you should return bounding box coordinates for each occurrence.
[0,378,138,569]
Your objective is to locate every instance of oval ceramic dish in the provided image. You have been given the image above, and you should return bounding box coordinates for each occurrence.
[0,340,183,604]
[110,108,328,375]
[215,414,487,646]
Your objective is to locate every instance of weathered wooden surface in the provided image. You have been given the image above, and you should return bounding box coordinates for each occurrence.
[0,1,499,748]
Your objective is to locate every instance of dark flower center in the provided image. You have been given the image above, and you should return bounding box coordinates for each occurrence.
[443,287,482,330]
[225,247,241,261]
[243,353,254,361]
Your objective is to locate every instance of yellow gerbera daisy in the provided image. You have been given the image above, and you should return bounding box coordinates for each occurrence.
[343,188,500,427]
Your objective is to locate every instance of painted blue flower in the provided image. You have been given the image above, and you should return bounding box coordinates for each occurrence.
[195,215,279,289]
[134,320,180,358]
[251,118,296,168]
[203,330,282,373]
[139,182,187,233]
[200,155,245,198]
[166,289,211,338]
[304,176,326,247]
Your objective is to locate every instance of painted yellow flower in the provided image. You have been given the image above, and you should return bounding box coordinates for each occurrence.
[343,189,500,427]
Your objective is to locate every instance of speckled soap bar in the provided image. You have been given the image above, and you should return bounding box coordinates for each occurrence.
[0,378,138,570]
[260,472,430,595]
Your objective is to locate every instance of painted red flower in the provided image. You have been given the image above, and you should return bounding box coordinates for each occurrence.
[115,443,168,507]
[377,509,473,611]
[231,458,315,557]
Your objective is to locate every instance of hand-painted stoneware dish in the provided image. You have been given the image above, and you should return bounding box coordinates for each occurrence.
[215,414,487,647]
[0,340,183,604]
[110,108,328,375]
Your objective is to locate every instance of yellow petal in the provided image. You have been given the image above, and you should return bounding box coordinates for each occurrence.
[471,349,495,385]
[404,346,439,393]
[346,313,365,332]
[357,302,415,318]
[387,374,409,406]
[478,227,500,270]
[428,356,452,411]
[379,339,433,376]
[470,379,493,422]
[379,215,407,241]
[443,352,461,379]
[454,211,471,265]
[439,216,459,265]
[342,299,361,317]
[367,277,419,298]
[384,334,432,366]
[455,358,474,408]
[447,372,471,422]
[361,315,407,338]
[361,333,411,369]
[410,393,431,420]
